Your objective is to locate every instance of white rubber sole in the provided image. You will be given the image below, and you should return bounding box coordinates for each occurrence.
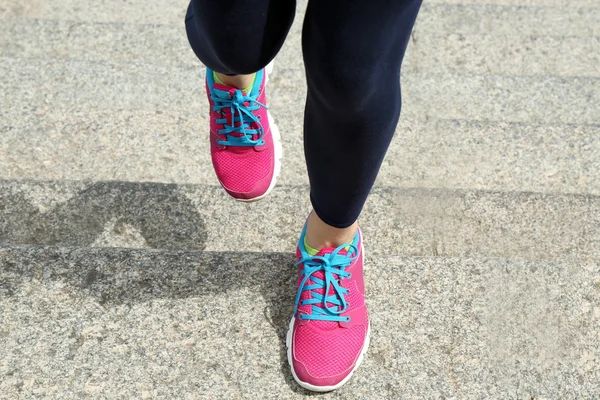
[265,60,274,76]
[235,111,282,203]
[286,237,370,392]
[236,61,282,203]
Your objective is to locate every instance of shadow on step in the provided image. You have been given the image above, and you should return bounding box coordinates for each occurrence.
[0,181,207,251]
[0,246,319,393]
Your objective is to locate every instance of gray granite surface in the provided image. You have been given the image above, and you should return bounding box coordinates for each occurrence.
[2,57,599,125]
[417,4,600,37]
[2,2,599,35]
[2,180,600,262]
[3,109,600,195]
[2,0,600,397]
[1,247,599,399]
[2,18,599,77]
[426,0,598,7]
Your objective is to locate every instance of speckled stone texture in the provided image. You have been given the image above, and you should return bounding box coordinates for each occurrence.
[2,1,600,189]
[3,180,600,261]
[1,247,599,399]
[2,0,600,397]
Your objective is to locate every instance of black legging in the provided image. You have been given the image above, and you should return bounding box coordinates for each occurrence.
[186,0,422,228]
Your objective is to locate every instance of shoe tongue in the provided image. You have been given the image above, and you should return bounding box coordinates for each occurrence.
[315,247,350,258]
[213,83,250,99]
[315,247,336,257]
[309,247,349,331]
[212,84,259,144]
[212,84,235,100]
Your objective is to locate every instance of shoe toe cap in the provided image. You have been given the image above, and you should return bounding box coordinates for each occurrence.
[290,324,367,389]
[220,171,273,200]
[291,357,351,389]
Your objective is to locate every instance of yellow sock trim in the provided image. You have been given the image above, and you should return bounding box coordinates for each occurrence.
[213,71,224,85]
[304,237,320,256]
[242,74,256,93]
[213,71,256,93]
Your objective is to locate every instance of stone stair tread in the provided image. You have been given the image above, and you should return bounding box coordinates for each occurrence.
[2,0,598,397]
[2,180,600,262]
[2,1,599,31]
[2,17,598,77]
[427,0,598,7]
[2,108,600,194]
[2,56,599,125]
[1,245,598,398]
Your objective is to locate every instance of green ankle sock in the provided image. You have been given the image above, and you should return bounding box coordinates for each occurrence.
[304,237,320,256]
[213,71,255,93]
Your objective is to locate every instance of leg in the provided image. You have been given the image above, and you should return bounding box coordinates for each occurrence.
[185,0,296,75]
[289,4,422,391]
[302,0,422,243]
[185,0,293,200]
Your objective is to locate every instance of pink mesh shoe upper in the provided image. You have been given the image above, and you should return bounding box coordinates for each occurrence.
[294,324,366,378]
[211,146,273,193]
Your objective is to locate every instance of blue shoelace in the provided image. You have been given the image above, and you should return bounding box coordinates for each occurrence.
[293,244,358,322]
[211,89,268,147]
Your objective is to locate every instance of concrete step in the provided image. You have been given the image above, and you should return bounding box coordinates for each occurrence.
[1,245,598,398]
[2,56,599,125]
[2,1,598,31]
[417,4,600,37]
[426,0,598,8]
[405,34,599,77]
[2,180,600,262]
[0,0,188,25]
[3,108,600,196]
[3,17,598,77]
[2,0,598,398]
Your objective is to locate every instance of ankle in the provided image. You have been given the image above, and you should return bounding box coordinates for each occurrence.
[305,212,358,251]
[215,72,255,90]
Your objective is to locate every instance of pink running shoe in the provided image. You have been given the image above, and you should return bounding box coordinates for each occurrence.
[287,223,370,392]
[206,65,282,201]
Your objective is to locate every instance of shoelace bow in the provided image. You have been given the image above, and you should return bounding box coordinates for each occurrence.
[212,89,267,147]
[293,244,359,322]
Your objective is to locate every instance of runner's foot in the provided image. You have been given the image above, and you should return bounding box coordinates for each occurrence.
[206,65,281,201]
[287,221,370,391]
